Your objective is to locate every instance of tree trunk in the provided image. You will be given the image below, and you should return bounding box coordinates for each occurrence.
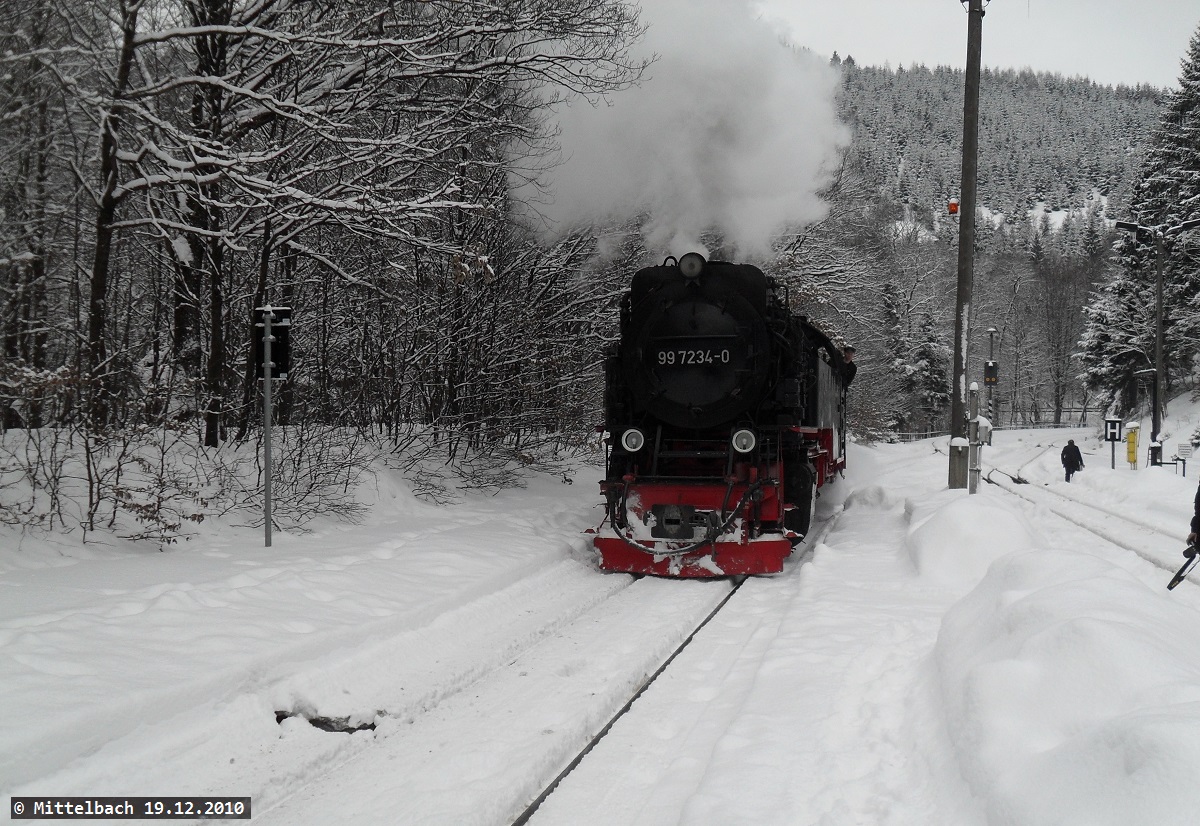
[86,3,139,428]
[189,0,231,447]
[203,223,224,446]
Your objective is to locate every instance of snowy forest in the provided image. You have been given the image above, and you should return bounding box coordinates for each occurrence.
[2,0,1199,541]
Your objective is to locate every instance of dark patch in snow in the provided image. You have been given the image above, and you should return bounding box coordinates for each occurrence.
[275,709,377,734]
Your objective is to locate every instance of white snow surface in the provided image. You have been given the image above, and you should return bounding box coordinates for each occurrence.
[4,407,1200,824]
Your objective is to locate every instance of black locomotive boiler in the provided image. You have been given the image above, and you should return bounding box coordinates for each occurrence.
[593,252,849,577]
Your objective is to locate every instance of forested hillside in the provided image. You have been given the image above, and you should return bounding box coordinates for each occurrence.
[785,57,1166,438]
[839,59,1160,223]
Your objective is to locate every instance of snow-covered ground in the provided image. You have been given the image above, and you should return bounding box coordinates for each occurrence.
[4,400,1200,825]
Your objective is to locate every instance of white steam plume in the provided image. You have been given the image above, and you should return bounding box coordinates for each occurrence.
[522,0,849,259]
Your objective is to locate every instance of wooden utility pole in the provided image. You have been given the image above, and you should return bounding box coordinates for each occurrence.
[950,0,984,489]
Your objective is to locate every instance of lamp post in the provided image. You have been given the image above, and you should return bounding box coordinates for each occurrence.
[986,327,997,417]
[1133,367,1158,465]
[1114,217,1200,456]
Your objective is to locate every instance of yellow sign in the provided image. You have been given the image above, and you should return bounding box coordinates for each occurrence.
[1126,429,1138,467]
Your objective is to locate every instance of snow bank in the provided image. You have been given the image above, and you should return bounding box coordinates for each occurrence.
[906,492,1042,594]
[935,549,1200,825]
[841,484,903,511]
[0,469,601,792]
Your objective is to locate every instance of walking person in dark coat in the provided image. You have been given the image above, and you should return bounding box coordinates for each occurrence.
[1061,439,1084,482]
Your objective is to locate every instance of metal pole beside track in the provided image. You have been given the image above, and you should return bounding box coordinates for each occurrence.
[968,383,980,494]
[1153,231,1164,457]
[263,308,273,548]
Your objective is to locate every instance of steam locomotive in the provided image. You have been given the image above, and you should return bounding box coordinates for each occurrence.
[593,252,849,577]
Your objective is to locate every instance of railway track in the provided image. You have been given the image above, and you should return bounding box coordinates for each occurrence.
[517,484,973,825]
[510,510,844,824]
[901,433,1187,584]
[216,558,733,825]
[253,545,814,826]
[509,575,749,825]
[983,453,1191,582]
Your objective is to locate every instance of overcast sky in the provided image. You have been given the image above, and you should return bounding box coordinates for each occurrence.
[758,0,1199,89]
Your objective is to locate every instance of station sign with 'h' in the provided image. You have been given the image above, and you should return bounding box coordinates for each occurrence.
[1104,418,1123,442]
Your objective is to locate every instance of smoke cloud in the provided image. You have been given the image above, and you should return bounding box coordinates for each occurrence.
[524,0,849,259]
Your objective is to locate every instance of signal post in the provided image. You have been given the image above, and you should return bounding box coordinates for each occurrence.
[253,306,291,547]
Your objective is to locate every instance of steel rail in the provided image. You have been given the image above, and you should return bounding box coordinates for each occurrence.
[510,506,843,825]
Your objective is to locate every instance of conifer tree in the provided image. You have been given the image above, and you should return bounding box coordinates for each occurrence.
[910,312,951,427]
[1134,24,1200,363]
[880,282,913,433]
[1080,22,1200,412]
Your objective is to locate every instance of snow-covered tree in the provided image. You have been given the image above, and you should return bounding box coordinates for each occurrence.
[909,312,951,425]
[0,0,649,534]
[1079,21,1200,412]
[1077,239,1158,415]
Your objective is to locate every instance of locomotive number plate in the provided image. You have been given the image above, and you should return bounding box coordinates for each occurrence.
[656,348,731,366]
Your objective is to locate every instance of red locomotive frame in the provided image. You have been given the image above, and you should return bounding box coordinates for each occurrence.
[594,393,847,577]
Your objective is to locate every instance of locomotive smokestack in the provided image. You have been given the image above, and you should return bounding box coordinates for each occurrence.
[679,252,706,279]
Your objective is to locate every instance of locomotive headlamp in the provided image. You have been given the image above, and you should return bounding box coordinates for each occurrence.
[621,428,647,452]
[731,429,756,454]
[678,252,706,280]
